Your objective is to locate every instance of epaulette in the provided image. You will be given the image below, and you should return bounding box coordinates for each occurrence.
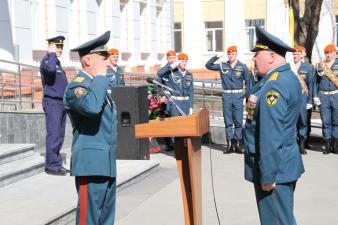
[268,72,279,81]
[73,76,85,83]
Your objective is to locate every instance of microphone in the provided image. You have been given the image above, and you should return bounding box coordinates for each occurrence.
[146,77,180,94]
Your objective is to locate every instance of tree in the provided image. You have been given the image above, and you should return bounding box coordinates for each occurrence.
[290,0,324,62]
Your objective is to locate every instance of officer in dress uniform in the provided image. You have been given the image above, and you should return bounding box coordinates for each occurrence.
[40,36,69,175]
[205,46,251,154]
[157,53,194,116]
[106,48,125,87]
[313,44,338,154]
[63,31,117,225]
[157,50,178,86]
[244,26,304,225]
[293,45,315,154]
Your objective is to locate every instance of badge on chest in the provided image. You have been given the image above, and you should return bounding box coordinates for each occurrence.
[246,94,258,120]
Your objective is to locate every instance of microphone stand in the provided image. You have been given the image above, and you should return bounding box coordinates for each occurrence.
[158,87,187,117]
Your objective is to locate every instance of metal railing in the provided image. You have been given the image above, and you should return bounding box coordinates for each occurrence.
[0,60,224,115]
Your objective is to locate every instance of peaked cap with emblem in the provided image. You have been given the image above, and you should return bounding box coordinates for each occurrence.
[47,36,65,46]
[251,26,295,57]
[71,31,110,57]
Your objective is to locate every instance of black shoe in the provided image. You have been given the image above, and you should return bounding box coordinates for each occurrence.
[305,141,311,150]
[299,139,307,155]
[323,140,331,155]
[234,140,244,154]
[230,139,236,153]
[223,140,231,154]
[60,166,70,173]
[45,168,67,176]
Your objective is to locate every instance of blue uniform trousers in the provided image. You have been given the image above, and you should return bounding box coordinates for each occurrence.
[319,92,338,139]
[222,92,243,140]
[169,99,190,117]
[43,97,66,171]
[75,176,116,225]
[297,94,308,140]
[254,182,297,225]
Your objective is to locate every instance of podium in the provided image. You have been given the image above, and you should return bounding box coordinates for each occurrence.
[135,108,210,225]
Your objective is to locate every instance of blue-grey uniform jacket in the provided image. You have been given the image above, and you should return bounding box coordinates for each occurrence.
[244,64,305,184]
[297,61,315,104]
[40,52,68,98]
[106,65,125,87]
[63,71,117,177]
[314,59,338,97]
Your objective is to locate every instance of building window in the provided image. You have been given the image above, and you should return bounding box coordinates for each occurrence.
[174,22,182,53]
[245,19,265,51]
[205,21,223,52]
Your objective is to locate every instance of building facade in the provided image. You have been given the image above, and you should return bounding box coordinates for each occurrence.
[174,0,338,69]
[0,0,174,72]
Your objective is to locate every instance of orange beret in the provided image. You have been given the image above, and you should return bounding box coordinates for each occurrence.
[227,46,237,53]
[324,44,336,54]
[294,45,305,52]
[166,50,176,57]
[108,48,119,55]
[178,53,188,60]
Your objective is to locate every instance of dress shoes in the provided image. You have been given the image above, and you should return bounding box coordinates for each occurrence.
[45,167,69,176]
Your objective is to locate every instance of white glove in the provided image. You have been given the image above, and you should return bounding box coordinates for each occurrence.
[313,97,321,106]
[170,60,181,69]
[306,104,313,110]
[215,53,224,58]
[243,98,246,106]
[189,108,193,115]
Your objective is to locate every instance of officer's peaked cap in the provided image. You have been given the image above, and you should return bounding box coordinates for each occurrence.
[47,36,65,45]
[251,26,294,57]
[71,31,110,57]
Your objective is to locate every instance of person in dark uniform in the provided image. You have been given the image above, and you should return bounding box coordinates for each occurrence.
[40,35,69,176]
[157,53,194,116]
[244,26,304,225]
[63,31,117,225]
[313,44,338,154]
[205,46,251,154]
[106,48,125,87]
[293,45,315,154]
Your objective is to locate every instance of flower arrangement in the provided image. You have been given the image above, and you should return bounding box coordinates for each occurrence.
[148,85,169,120]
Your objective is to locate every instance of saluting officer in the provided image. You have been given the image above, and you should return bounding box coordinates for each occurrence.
[244,26,304,225]
[293,45,315,154]
[107,48,125,87]
[205,46,251,154]
[63,31,117,225]
[314,44,338,154]
[157,50,178,85]
[40,36,69,176]
[157,53,194,116]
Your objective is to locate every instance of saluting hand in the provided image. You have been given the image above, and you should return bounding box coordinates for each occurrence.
[48,44,57,53]
[93,55,108,76]
[261,183,276,192]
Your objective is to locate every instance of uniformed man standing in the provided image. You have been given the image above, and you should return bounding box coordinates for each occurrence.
[244,26,304,225]
[157,53,194,116]
[63,31,117,225]
[293,45,315,154]
[40,36,69,175]
[205,46,251,154]
[313,44,338,154]
[107,48,125,87]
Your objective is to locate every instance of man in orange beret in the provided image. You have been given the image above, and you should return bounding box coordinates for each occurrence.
[314,44,338,154]
[293,45,315,154]
[106,48,125,86]
[205,45,251,154]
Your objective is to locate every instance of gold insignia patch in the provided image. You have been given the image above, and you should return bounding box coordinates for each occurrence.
[74,87,87,98]
[268,72,279,81]
[266,90,280,106]
[74,77,85,83]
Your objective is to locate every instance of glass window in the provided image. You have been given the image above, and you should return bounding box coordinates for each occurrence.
[245,19,265,51]
[204,21,223,52]
[174,22,182,52]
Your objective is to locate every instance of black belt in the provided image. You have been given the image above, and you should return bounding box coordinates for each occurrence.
[44,95,63,100]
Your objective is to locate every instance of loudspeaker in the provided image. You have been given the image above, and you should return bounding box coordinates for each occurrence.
[111,85,149,160]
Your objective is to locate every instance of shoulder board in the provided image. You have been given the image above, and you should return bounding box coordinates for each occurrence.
[268,72,279,81]
[73,76,85,83]
[299,70,308,74]
[235,66,243,71]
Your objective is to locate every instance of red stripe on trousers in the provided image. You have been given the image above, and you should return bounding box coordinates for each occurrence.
[80,176,88,225]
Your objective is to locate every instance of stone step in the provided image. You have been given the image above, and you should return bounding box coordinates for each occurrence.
[0,144,36,165]
[0,153,45,187]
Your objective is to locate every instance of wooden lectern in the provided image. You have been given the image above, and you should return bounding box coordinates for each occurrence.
[135,108,210,225]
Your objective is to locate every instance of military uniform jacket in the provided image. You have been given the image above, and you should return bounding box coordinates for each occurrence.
[106,65,125,87]
[297,61,315,104]
[314,59,338,97]
[157,65,194,108]
[244,64,305,184]
[63,71,117,177]
[156,63,176,85]
[205,56,251,92]
[40,52,68,98]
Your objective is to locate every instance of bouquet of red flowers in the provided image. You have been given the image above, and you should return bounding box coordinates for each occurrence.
[148,85,169,120]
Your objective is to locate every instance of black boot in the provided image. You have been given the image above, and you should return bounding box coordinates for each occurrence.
[234,140,244,154]
[230,139,236,153]
[333,139,338,154]
[223,139,231,154]
[299,139,307,155]
[305,140,311,149]
[323,139,331,154]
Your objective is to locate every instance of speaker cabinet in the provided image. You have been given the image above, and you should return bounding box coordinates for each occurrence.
[111,85,149,160]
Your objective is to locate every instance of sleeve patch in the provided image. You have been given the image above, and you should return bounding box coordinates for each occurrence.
[74,87,87,98]
[266,90,280,106]
[74,77,85,83]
